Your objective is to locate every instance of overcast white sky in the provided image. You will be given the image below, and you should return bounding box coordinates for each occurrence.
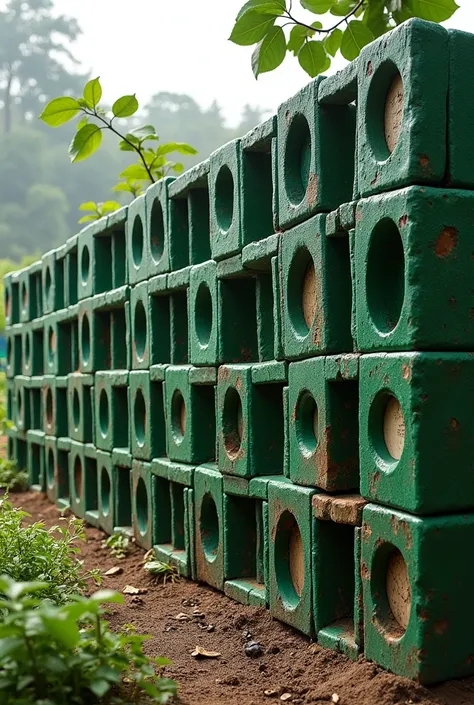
[58,0,474,126]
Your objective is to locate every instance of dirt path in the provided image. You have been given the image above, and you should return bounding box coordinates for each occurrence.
[8,491,474,705]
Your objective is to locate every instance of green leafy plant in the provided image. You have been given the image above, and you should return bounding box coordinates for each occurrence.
[0,577,177,705]
[0,463,28,492]
[39,77,197,222]
[0,498,100,603]
[143,559,179,586]
[102,532,131,560]
[229,0,459,78]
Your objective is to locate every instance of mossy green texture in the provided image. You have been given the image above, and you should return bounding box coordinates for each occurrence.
[164,365,215,464]
[268,480,316,636]
[94,371,129,452]
[216,364,284,478]
[354,187,474,351]
[194,464,224,590]
[126,194,147,285]
[357,19,448,198]
[280,214,352,360]
[129,370,166,461]
[288,356,359,491]
[189,261,218,366]
[362,503,474,684]
[209,140,241,261]
[145,177,173,277]
[67,372,94,444]
[276,77,355,230]
[360,352,474,515]
[448,30,474,188]
[131,460,153,550]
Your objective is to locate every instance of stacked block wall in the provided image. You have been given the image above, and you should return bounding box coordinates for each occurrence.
[7,18,474,685]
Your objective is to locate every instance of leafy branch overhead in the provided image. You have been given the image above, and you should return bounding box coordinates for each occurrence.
[229,0,459,78]
[39,77,197,222]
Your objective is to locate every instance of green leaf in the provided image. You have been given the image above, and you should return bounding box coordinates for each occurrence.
[78,215,99,223]
[69,124,102,163]
[119,139,136,152]
[100,201,121,213]
[76,115,88,131]
[236,0,285,21]
[119,164,150,181]
[405,0,458,21]
[323,28,342,56]
[340,20,374,61]
[330,0,358,16]
[112,95,139,118]
[89,679,111,698]
[298,40,328,77]
[230,10,277,46]
[300,0,334,11]
[363,0,390,36]
[112,182,136,193]
[251,25,287,78]
[42,616,80,649]
[156,142,198,157]
[90,589,124,604]
[39,97,81,127]
[83,77,102,108]
[130,124,157,140]
[79,201,100,212]
[287,25,310,55]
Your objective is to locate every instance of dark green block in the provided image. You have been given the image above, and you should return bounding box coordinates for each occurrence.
[149,274,171,364]
[168,193,191,272]
[4,271,19,326]
[360,352,474,515]
[18,266,31,323]
[362,503,474,684]
[108,208,129,288]
[217,275,259,363]
[126,195,148,285]
[69,440,85,517]
[67,373,94,444]
[448,30,474,188]
[255,272,276,362]
[83,444,99,527]
[189,261,218,366]
[280,213,352,360]
[14,376,30,432]
[276,77,355,230]
[43,375,68,437]
[287,356,359,491]
[77,217,113,301]
[131,460,153,549]
[194,464,224,590]
[97,450,114,535]
[28,376,44,431]
[42,249,65,314]
[112,449,133,533]
[209,140,241,261]
[242,232,279,273]
[170,285,189,365]
[78,298,112,373]
[130,282,149,369]
[357,19,448,198]
[217,364,284,478]
[44,310,78,376]
[27,430,45,491]
[145,177,173,276]
[5,326,22,378]
[65,235,78,308]
[94,371,129,452]
[268,480,317,636]
[355,186,474,351]
[45,435,70,508]
[129,371,166,460]
[164,365,215,464]
[22,318,44,376]
[7,426,28,474]
[169,161,211,266]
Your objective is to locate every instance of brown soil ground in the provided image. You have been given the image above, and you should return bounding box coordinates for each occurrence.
[8,490,474,705]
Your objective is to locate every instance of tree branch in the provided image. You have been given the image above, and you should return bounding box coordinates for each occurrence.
[284,0,366,35]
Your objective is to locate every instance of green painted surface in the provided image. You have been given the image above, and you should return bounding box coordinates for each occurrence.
[194,464,224,590]
[131,460,153,550]
[209,140,242,261]
[129,370,166,461]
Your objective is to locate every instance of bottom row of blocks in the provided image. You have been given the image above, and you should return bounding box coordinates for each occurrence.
[8,427,474,685]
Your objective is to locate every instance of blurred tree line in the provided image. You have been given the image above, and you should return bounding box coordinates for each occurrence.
[0,0,266,262]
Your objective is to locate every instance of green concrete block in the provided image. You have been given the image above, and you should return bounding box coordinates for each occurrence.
[248,474,291,500]
[27,430,45,491]
[339,201,357,232]
[18,267,31,323]
[83,444,99,528]
[170,288,189,365]
[22,319,44,376]
[78,298,112,373]
[44,311,78,376]
[112,460,133,533]
[268,480,317,636]
[194,464,224,590]
[28,377,44,431]
[287,356,359,491]
[69,440,85,518]
[217,276,259,363]
[318,58,358,106]
[242,233,279,273]
[4,271,19,326]
[360,352,474,515]
[362,503,474,684]
[96,450,114,534]
[65,235,78,308]
[209,140,241,261]
[217,364,284,478]
[94,371,129,452]
[126,195,148,285]
[129,371,166,461]
[252,361,287,385]
[168,191,191,271]
[280,214,352,360]
[45,435,70,508]
[276,77,355,230]
[108,209,128,289]
[42,249,65,314]
[5,326,22,378]
[43,375,68,437]
[14,376,30,431]
[77,217,113,301]
[164,365,215,464]
[131,460,153,549]
[149,275,171,364]
[7,426,28,474]
[357,19,448,198]
[145,177,172,276]
[130,282,149,369]
[272,256,283,361]
[255,272,276,362]
[188,365,216,386]
[189,261,218,366]
[67,373,93,444]
[448,30,474,187]
[354,187,474,351]
[169,161,211,266]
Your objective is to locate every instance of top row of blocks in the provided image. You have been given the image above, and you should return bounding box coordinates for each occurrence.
[5,19,474,325]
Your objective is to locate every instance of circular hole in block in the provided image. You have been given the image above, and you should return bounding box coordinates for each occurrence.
[275,510,305,608]
[171,389,186,443]
[99,389,110,439]
[101,466,111,516]
[81,245,90,287]
[72,388,80,431]
[45,266,52,305]
[195,282,213,347]
[369,391,405,466]
[136,476,149,535]
[21,282,28,313]
[372,543,411,639]
[284,112,311,207]
[45,387,54,428]
[134,389,146,447]
[150,197,165,264]
[24,332,31,368]
[74,455,83,501]
[367,60,404,161]
[47,447,55,489]
[134,299,147,362]
[48,326,56,364]
[200,492,219,562]
[296,390,318,457]
[132,214,144,269]
[386,549,411,632]
[288,247,317,338]
[215,165,234,233]
[81,313,91,366]
[5,288,10,319]
[223,386,243,460]
[366,218,405,334]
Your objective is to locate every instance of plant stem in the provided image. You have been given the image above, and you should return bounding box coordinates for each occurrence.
[284,0,366,34]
